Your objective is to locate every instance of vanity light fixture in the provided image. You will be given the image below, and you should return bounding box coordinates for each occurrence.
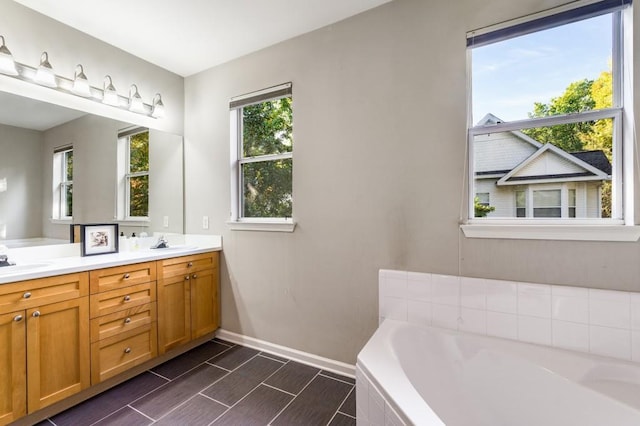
[0,36,18,76]
[151,93,165,118]
[71,64,91,97]
[128,84,145,113]
[102,75,119,106]
[0,39,164,118]
[34,51,57,88]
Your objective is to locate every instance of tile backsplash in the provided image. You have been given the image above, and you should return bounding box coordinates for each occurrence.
[379,269,640,363]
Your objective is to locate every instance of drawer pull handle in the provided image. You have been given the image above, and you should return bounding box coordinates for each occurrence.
[32,311,41,318]
[192,274,197,279]
[124,317,131,324]
[23,292,31,299]
[185,276,190,281]
[123,295,131,302]
[124,347,131,354]
[123,273,131,279]
[187,262,193,267]
[14,314,23,322]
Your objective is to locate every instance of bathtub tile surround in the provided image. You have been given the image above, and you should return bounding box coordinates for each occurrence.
[378,269,640,363]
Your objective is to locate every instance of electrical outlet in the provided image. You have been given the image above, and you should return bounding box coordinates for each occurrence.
[163,216,169,227]
[202,215,209,229]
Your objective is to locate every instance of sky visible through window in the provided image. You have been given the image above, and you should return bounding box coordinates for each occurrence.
[472,14,612,124]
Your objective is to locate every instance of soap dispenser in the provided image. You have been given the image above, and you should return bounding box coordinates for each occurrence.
[119,231,129,252]
[130,232,139,251]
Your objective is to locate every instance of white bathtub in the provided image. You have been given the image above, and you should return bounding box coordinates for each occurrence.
[356,319,640,425]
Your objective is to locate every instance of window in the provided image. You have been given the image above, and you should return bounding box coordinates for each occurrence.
[229,83,294,231]
[117,127,149,220]
[533,189,561,218]
[476,193,490,206]
[515,190,526,217]
[52,146,73,220]
[467,0,632,227]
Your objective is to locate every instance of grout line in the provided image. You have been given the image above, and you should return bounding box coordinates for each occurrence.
[128,404,156,422]
[261,382,297,397]
[326,386,355,425]
[337,410,357,419]
[147,369,172,382]
[207,358,289,425]
[258,352,288,363]
[268,370,322,425]
[198,392,231,408]
[318,372,356,386]
[205,360,231,372]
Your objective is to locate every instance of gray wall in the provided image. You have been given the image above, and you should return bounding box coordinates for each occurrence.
[184,0,640,364]
[0,123,43,239]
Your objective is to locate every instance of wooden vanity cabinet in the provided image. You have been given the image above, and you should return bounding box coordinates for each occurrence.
[157,252,219,354]
[89,262,158,384]
[0,273,90,425]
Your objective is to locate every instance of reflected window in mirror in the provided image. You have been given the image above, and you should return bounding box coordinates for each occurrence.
[52,146,73,221]
[117,127,149,220]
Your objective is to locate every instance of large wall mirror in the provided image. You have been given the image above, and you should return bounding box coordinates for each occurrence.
[0,91,183,248]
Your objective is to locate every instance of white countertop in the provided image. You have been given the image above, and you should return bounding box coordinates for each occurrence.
[0,234,222,285]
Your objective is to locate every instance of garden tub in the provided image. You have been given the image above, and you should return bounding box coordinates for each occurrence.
[356,319,640,425]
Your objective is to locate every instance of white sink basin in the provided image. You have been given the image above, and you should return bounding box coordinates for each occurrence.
[0,263,52,275]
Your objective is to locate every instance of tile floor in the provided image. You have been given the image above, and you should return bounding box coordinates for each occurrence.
[36,339,356,426]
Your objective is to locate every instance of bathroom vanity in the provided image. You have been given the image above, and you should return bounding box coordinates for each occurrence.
[0,240,221,426]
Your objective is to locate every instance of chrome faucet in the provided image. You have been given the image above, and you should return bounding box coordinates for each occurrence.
[151,235,169,249]
[0,254,14,267]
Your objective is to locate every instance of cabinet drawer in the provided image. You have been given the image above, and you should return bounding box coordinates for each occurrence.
[90,302,156,343]
[89,283,156,318]
[90,324,157,384]
[90,262,156,294]
[0,273,89,314]
[159,252,218,279]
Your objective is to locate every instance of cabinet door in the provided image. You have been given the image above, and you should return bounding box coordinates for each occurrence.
[190,268,219,339]
[0,311,26,426]
[157,275,191,354]
[27,298,90,412]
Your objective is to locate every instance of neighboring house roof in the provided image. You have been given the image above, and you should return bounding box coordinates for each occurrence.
[571,150,612,175]
[475,114,612,185]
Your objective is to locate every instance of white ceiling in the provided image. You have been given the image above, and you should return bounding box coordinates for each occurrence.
[13,0,392,77]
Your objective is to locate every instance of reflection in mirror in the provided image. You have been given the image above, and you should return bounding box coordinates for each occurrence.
[0,91,183,248]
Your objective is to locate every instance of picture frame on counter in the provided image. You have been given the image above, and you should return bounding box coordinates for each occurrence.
[80,223,119,256]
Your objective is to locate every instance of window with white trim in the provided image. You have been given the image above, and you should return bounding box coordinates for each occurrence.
[229,83,293,225]
[117,127,149,220]
[52,146,73,220]
[467,0,632,225]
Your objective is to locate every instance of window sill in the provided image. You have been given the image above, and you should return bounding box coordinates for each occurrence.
[50,218,72,225]
[227,219,296,233]
[115,219,150,227]
[460,223,640,242]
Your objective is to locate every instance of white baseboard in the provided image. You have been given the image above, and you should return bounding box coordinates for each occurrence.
[215,329,356,378]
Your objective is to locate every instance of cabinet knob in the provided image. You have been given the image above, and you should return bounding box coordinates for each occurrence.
[123,273,131,279]
[124,317,131,324]
[23,292,31,299]
[123,295,131,302]
[187,262,193,267]
[185,276,190,281]
[192,274,197,279]
[124,347,131,354]
[13,314,23,322]
[32,311,41,318]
